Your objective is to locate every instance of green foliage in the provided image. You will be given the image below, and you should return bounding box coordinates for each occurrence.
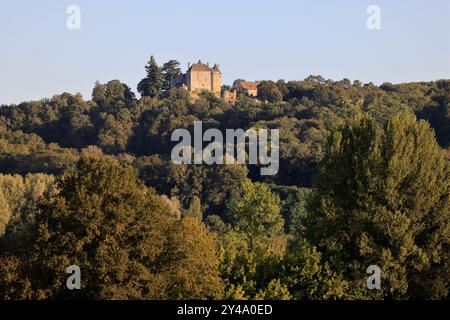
[0,189,11,236]
[0,157,223,299]
[185,196,202,221]
[162,60,182,94]
[97,111,133,153]
[257,81,283,102]
[281,240,351,300]
[93,80,135,107]
[269,185,312,236]
[0,60,449,300]
[0,173,55,244]
[217,181,293,300]
[226,180,284,251]
[282,240,351,300]
[255,279,292,300]
[162,216,224,299]
[306,113,450,299]
[0,125,79,175]
[202,164,249,221]
[92,81,107,105]
[137,55,164,98]
[2,73,448,188]
[417,81,450,148]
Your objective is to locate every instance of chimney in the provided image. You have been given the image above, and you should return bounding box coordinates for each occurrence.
[188,62,191,69]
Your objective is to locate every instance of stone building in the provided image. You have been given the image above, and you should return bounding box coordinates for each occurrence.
[222,89,237,104]
[235,80,260,97]
[183,60,222,97]
[175,60,236,103]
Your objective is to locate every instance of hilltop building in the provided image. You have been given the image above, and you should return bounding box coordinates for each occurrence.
[175,60,237,103]
[235,80,260,97]
[178,60,222,98]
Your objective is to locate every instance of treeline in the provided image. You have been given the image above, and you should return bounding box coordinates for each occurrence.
[0,57,449,299]
[1,113,449,299]
[0,70,448,207]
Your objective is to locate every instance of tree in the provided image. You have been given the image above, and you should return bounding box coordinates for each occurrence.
[58,97,96,148]
[226,180,284,251]
[219,181,286,300]
[254,279,291,300]
[0,157,223,299]
[104,80,135,106]
[162,60,182,94]
[418,88,450,148]
[281,240,351,300]
[0,188,11,236]
[257,81,282,102]
[232,79,246,89]
[160,217,224,299]
[0,173,55,248]
[185,196,202,221]
[137,55,163,98]
[97,111,133,154]
[202,164,248,220]
[269,185,312,237]
[305,113,450,299]
[92,81,106,105]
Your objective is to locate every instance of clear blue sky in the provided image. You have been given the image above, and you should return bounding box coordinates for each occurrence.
[1,0,449,104]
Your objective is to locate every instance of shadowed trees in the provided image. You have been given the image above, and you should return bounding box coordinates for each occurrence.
[0,157,223,299]
[305,113,450,299]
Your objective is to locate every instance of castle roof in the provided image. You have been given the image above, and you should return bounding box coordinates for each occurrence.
[188,61,221,74]
[212,64,222,74]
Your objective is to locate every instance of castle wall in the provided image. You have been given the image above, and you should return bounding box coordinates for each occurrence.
[189,71,212,92]
[245,88,258,97]
[222,90,237,104]
[211,72,221,97]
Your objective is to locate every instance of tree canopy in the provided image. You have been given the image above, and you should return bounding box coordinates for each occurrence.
[0,57,449,300]
[305,113,450,299]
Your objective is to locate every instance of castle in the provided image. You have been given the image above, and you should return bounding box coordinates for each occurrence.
[177,60,258,103]
[181,60,222,98]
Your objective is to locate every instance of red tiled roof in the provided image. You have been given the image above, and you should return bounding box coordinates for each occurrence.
[212,64,221,74]
[189,63,212,72]
[188,61,221,73]
[238,81,259,90]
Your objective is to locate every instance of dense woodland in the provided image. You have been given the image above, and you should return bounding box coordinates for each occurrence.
[0,57,449,299]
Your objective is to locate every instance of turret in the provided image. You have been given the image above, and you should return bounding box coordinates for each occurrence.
[211,64,222,97]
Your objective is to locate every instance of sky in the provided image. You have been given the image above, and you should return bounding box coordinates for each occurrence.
[0,0,449,104]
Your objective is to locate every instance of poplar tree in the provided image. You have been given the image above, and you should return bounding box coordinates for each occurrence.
[306,113,450,299]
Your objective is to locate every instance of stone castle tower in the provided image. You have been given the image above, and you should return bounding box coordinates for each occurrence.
[184,60,221,97]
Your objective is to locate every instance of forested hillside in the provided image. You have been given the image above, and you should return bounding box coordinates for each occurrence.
[0,58,449,300]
